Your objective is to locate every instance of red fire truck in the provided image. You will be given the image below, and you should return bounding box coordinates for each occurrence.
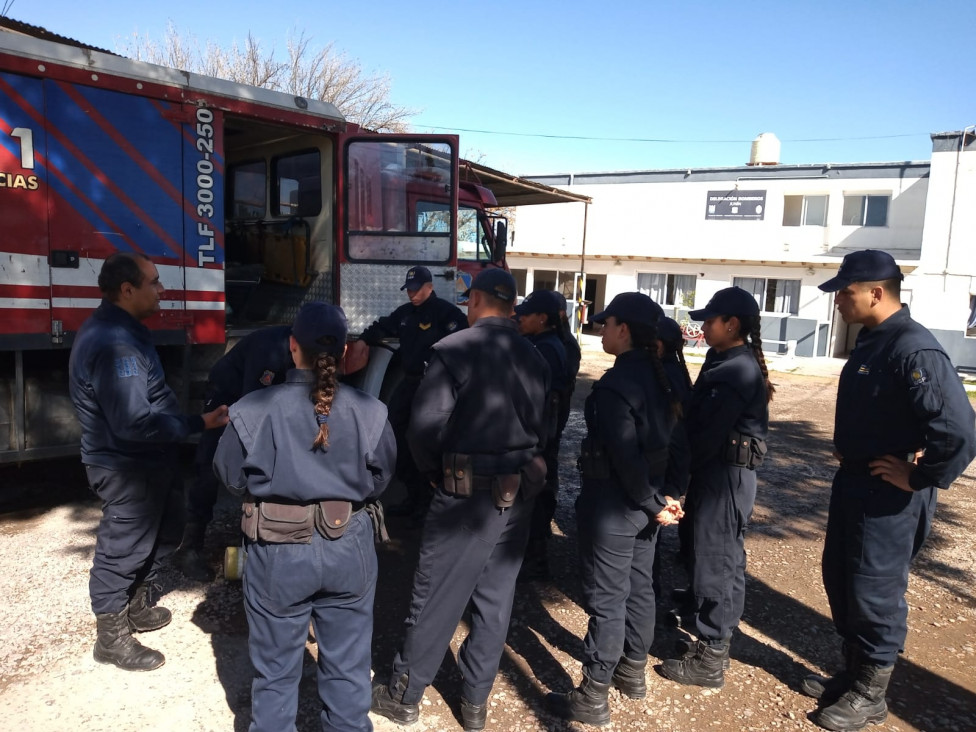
[0,22,587,463]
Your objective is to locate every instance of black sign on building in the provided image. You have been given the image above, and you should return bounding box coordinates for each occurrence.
[705,189,766,220]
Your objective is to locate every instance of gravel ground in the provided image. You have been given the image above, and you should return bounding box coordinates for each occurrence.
[1,342,974,731]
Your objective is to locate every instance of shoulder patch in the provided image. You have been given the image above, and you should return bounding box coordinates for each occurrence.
[419,322,432,331]
[114,356,139,378]
[857,364,870,376]
[446,321,458,332]
[910,367,929,385]
[259,370,275,387]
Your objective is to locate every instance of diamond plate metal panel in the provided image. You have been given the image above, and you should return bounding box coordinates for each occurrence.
[340,263,413,334]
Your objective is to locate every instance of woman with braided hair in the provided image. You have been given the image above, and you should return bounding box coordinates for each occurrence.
[214,302,396,732]
[657,286,771,691]
[547,292,682,726]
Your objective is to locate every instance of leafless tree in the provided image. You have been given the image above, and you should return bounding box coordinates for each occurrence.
[119,25,413,132]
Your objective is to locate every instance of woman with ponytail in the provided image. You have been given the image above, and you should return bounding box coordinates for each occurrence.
[547,292,682,727]
[214,302,396,732]
[658,286,771,691]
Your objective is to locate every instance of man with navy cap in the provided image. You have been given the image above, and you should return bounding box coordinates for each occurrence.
[355,266,467,518]
[806,250,976,731]
[371,267,550,731]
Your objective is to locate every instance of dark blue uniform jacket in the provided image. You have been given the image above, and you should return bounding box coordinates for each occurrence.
[527,330,569,394]
[408,316,549,477]
[686,344,768,466]
[663,353,692,498]
[361,292,467,378]
[207,325,293,405]
[584,348,675,514]
[834,306,976,491]
[68,300,204,470]
[214,370,396,502]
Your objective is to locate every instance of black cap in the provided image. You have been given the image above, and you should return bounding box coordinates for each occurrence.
[590,292,663,327]
[818,249,903,292]
[515,289,562,318]
[689,287,759,321]
[657,317,683,345]
[401,266,433,291]
[292,302,348,356]
[462,268,517,303]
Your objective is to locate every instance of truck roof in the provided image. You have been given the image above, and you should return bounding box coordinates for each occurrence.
[0,19,345,125]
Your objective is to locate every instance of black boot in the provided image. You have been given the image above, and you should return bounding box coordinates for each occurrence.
[658,639,728,688]
[173,522,214,582]
[611,656,647,699]
[802,641,858,703]
[370,673,420,725]
[675,637,730,670]
[546,674,611,727]
[127,582,172,632]
[93,608,165,671]
[460,698,487,731]
[813,663,892,731]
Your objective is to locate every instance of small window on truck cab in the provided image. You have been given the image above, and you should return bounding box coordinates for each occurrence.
[273,150,321,217]
[228,161,266,219]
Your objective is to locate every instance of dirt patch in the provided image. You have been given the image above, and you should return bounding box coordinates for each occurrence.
[0,348,973,731]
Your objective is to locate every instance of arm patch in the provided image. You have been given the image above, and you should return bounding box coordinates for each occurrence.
[114,356,140,378]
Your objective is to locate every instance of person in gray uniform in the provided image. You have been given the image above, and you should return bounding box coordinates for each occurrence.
[370,269,550,732]
[214,302,395,732]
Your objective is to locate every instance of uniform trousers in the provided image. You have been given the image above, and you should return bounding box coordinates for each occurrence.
[86,462,182,615]
[243,511,377,732]
[391,487,532,705]
[821,470,937,666]
[687,461,756,643]
[188,425,224,524]
[387,377,426,502]
[575,484,658,683]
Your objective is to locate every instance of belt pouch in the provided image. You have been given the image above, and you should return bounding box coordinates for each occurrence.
[749,438,768,469]
[724,431,750,467]
[491,474,521,509]
[241,495,259,541]
[579,436,610,479]
[315,500,353,539]
[256,502,314,544]
[442,452,474,497]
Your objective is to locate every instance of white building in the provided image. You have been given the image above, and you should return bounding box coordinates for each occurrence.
[509,130,976,367]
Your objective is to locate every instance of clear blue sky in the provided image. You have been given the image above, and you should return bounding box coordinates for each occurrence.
[7,0,975,175]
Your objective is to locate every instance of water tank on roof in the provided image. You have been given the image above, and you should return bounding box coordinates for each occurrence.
[748,133,781,166]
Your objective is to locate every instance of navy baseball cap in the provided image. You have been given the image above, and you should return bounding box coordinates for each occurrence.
[818,249,903,292]
[401,266,433,291]
[463,268,517,303]
[689,287,760,321]
[590,292,663,327]
[515,289,562,318]
[554,291,568,312]
[292,302,348,356]
[657,317,683,345]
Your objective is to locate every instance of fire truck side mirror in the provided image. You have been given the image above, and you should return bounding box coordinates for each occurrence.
[494,220,508,264]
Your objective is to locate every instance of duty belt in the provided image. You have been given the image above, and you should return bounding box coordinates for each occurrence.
[840,452,916,476]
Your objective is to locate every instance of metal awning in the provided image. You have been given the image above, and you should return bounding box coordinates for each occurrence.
[459,160,592,207]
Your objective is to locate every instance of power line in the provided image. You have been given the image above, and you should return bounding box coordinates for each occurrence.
[409,124,925,145]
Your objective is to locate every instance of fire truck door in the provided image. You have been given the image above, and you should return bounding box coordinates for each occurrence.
[42,81,186,335]
[0,71,52,344]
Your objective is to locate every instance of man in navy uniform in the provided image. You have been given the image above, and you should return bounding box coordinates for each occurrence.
[173,325,293,581]
[370,268,550,731]
[352,266,467,518]
[69,253,228,671]
[808,249,976,731]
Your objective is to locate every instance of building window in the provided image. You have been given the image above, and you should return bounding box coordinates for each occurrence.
[842,194,890,226]
[968,295,976,338]
[733,276,800,315]
[783,195,828,226]
[637,273,696,307]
